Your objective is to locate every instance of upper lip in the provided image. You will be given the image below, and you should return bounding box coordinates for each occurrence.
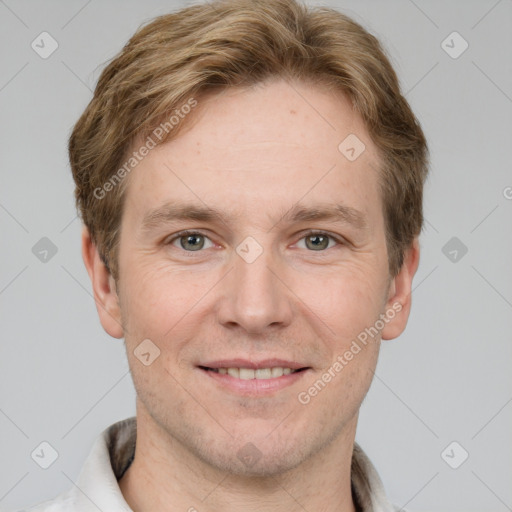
[198,358,309,370]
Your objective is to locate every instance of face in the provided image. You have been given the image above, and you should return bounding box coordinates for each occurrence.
[87,79,417,476]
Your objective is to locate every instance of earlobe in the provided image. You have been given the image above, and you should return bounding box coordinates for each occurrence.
[381,238,420,341]
[81,225,124,339]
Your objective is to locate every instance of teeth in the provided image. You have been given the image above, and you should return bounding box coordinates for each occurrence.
[239,368,255,380]
[255,368,272,379]
[214,367,298,379]
[271,367,284,377]
[227,368,239,378]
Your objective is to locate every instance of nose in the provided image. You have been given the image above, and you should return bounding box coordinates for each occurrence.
[216,239,293,334]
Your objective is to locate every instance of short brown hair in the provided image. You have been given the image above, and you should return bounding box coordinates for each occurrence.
[69,0,429,281]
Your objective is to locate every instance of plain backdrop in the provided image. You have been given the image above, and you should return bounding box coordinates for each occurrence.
[1,1,511,511]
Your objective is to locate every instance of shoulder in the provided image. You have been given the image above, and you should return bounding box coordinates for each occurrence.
[16,490,75,512]
[14,417,136,512]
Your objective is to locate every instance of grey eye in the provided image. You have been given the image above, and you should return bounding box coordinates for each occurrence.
[304,234,331,251]
[179,234,206,251]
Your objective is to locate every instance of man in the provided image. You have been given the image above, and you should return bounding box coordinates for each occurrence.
[25,0,428,510]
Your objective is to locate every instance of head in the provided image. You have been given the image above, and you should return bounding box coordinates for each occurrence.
[74,0,428,476]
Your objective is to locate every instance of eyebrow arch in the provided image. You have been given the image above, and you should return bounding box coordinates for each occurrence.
[140,203,225,234]
[279,203,368,231]
[140,200,369,234]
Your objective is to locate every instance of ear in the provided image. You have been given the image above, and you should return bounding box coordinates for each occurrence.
[81,225,124,339]
[381,237,420,340]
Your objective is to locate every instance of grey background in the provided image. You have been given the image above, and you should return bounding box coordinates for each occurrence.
[1,1,511,511]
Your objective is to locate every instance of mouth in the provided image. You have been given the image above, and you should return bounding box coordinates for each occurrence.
[197,360,311,395]
[199,366,308,379]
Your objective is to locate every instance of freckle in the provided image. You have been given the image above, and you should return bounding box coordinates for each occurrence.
[290,110,296,115]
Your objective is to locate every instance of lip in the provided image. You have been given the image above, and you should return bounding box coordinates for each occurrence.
[199,358,307,370]
[197,359,311,396]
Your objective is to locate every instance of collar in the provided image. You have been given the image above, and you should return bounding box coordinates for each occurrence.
[29,416,398,512]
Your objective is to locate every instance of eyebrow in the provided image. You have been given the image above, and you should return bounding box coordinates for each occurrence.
[140,200,369,234]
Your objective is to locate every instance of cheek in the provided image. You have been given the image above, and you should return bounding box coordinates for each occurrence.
[119,259,216,346]
[291,261,387,343]
[296,269,383,410]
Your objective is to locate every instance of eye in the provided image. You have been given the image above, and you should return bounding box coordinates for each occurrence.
[296,231,342,251]
[165,229,344,254]
[166,231,215,251]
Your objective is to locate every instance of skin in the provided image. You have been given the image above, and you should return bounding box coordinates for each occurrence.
[82,78,420,512]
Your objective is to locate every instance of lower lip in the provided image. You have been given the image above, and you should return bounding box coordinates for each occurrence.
[199,368,309,395]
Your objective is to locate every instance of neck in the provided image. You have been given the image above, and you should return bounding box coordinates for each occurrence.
[119,404,358,512]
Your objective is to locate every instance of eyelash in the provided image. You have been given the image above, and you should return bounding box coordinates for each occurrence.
[165,229,345,254]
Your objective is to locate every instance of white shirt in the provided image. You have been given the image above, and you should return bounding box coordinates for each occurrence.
[22,417,400,512]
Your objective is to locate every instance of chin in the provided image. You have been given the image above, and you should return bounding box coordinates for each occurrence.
[200,442,309,478]
[190,423,339,478]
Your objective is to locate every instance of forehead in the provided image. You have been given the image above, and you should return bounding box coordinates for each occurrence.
[122,79,382,230]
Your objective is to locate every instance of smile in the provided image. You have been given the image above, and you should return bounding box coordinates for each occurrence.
[201,367,305,379]
[198,362,311,395]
